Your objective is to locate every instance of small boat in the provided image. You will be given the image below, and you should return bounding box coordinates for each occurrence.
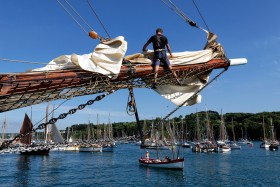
[139,157,184,170]
[260,141,270,149]
[230,142,241,150]
[216,144,231,153]
[65,144,80,151]
[102,142,115,152]
[230,118,241,150]
[182,142,191,148]
[102,145,114,152]
[79,144,94,152]
[268,118,278,151]
[19,114,50,155]
[269,142,278,151]
[192,143,202,153]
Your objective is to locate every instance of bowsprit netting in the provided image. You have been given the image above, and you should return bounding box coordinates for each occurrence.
[0,58,229,113]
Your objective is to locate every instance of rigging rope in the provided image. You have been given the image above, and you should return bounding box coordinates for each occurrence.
[86,0,111,39]
[192,0,210,31]
[162,67,228,120]
[56,0,88,34]
[57,0,111,40]
[0,58,49,65]
[63,0,94,31]
[161,0,209,34]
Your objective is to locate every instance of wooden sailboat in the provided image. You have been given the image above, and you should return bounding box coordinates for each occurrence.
[192,110,203,152]
[139,120,184,170]
[230,118,241,149]
[19,113,50,155]
[181,118,191,148]
[216,110,231,153]
[260,115,270,149]
[102,113,115,152]
[269,118,278,151]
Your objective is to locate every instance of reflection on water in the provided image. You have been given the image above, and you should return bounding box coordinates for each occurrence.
[15,155,31,187]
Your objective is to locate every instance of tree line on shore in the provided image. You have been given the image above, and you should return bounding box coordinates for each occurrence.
[66,111,280,141]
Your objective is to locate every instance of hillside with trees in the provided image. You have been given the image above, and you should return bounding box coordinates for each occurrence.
[65,111,280,141]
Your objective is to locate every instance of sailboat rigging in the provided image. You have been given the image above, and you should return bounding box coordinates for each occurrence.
[19,113,50,155]
[0,1,247,151]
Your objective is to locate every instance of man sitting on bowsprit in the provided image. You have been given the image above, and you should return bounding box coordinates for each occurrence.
[142,28,181,89]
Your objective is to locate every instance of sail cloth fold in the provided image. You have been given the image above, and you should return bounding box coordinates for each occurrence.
[125,50,216,106]
[19,113,33,145]
[154,71,211,106]
[125,49,216,65]
[32,36,217,106]
[51,123,64,143]
[33,36,128,78]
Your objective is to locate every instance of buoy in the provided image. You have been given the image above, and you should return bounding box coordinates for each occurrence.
[89,30,99,39]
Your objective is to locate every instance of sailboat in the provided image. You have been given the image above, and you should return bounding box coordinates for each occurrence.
[181,118,191,148]
[192,111,203,152]
[19,113,50,155]
[102,113,115,152]
[216,111,231,153]
[268,118,278,151]
[139,120,184,170]
[260,115,270,149]
[230,118,241,149]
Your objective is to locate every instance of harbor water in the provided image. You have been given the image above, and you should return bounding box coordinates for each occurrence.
[0,142,280,186]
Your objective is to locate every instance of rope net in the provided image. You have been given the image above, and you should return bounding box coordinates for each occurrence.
[0,58,229,113]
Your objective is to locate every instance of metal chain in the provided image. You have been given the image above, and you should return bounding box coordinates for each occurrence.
[0,90,114,150]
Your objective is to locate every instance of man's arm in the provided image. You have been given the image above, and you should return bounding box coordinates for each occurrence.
[142,42,150,52]
[166,43,174,58]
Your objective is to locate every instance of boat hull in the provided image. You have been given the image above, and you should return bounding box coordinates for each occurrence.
[20,147,50,155]
[139,158,184,170]
[79,146,94,152]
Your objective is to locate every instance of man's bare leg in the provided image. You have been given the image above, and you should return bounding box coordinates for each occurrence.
[168,66,181,86]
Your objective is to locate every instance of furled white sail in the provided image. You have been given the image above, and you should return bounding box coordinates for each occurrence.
[51,123,64,143]
[33,36,128,78]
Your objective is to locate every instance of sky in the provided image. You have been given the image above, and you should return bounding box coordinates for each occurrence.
[0,0,280,133]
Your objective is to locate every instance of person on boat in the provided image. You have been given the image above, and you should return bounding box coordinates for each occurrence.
[142,28,181,89]
[145,151,149,160]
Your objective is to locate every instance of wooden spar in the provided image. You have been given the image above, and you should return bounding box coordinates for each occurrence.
[117,58,229,80]
[0,58,229,113]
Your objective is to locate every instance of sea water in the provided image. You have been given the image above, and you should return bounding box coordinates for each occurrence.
[0,142,279,187]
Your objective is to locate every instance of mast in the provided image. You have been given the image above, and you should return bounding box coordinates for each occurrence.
[87,120,91,142]
[262,115,266,141]
[270,118,275,141]
[205,106,211,142]
[196,110,201,142]
[2,113,6,140]
[44,102,50,143]
[231,118,236,143]
[220,110,225,142]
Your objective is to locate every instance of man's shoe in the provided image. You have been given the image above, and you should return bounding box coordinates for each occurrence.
[152,83,157,89]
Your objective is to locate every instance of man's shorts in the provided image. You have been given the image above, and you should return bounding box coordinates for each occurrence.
[153,51,170,66]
